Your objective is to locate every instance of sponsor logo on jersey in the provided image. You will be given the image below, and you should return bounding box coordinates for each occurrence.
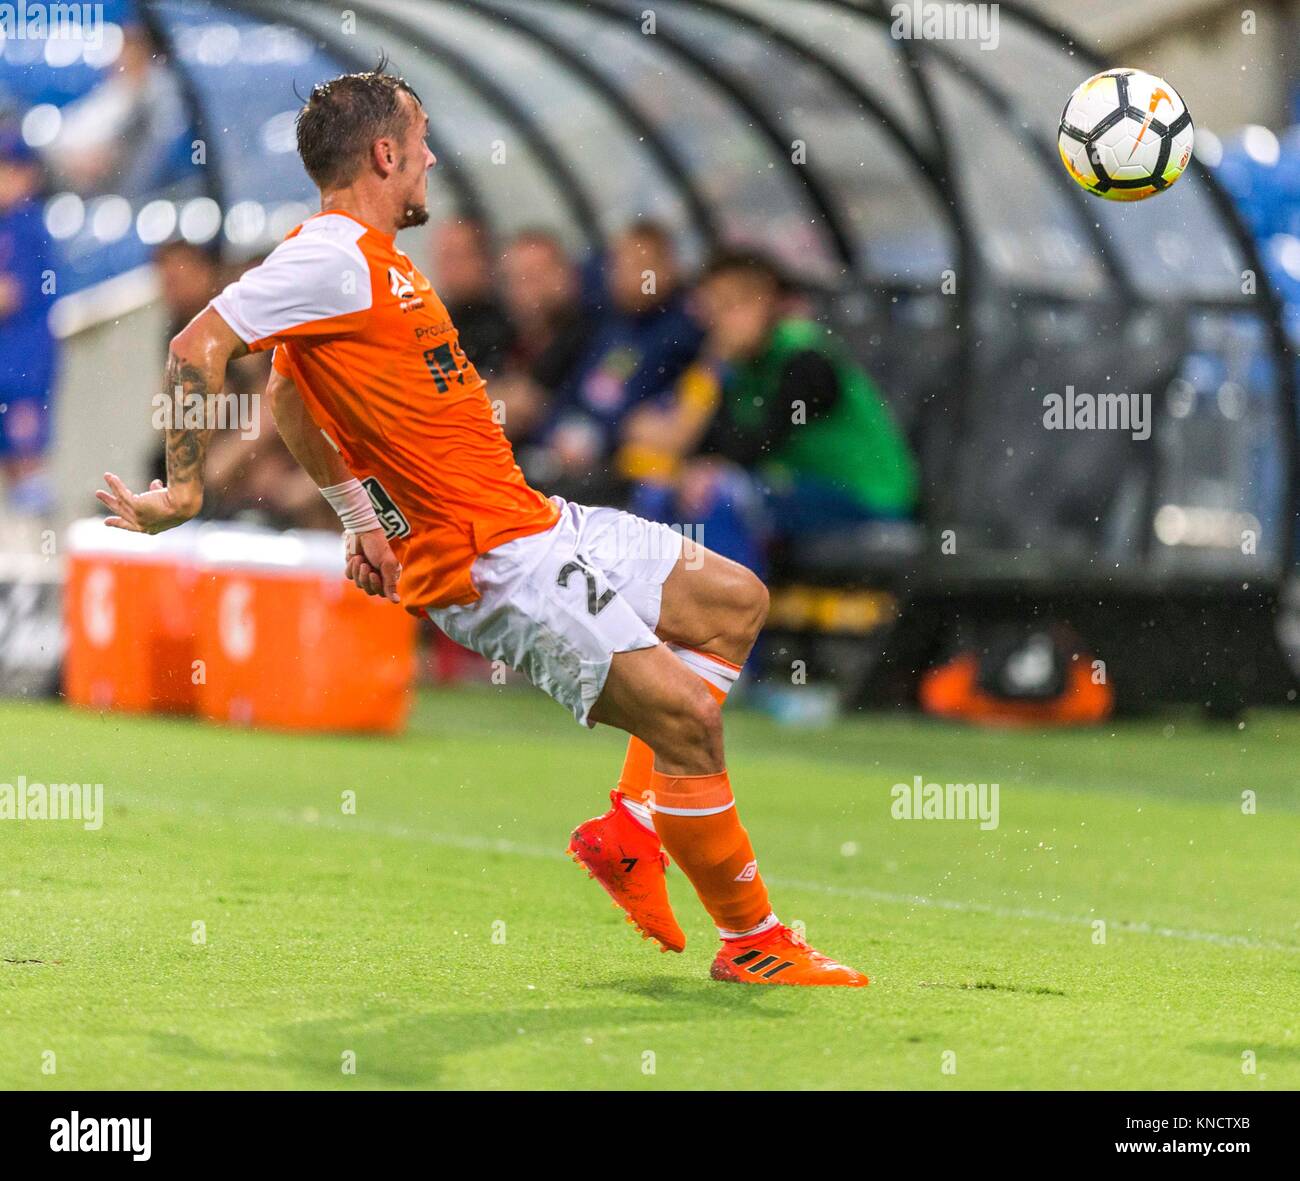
[388,266,415,298]
[362,477,412,540]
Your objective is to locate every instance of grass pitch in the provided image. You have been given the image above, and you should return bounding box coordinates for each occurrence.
[1,687,1297,1090]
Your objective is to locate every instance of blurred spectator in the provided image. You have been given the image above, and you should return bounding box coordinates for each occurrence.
[623,249,918,574]
[496,228,595,449]
[431,218,513,375]
[0,130,59,518]
[42,23,190,197]
[200,359,336,532]
[546,221,702,485]
[154,238,222,337]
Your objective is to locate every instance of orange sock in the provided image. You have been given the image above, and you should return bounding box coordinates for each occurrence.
[616,646,739,806]
[647,768,773,936]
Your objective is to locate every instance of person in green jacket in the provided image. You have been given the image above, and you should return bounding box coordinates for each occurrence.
[620,249,918,573]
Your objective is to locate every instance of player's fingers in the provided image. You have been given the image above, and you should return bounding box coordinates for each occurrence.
[103,517,139,532]
[96,488,138,527]
[103,472,136,503]
[380,557,401,604]
[149,479,165,491]
[365,567,383,596]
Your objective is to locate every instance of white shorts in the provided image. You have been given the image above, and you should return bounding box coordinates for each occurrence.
[428,497,684,726]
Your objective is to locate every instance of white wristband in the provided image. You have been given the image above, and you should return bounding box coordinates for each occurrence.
[320,478,381,535]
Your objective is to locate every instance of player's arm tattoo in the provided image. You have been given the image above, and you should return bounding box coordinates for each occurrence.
[163,351,217,511]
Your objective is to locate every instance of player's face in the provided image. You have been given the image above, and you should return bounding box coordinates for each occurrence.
[395,102,437,229]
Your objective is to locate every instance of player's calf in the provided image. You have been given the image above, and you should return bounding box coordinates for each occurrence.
[594,643,870,987]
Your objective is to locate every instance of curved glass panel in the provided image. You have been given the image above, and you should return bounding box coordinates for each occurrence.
[716,0,935,150]
[643,0,953,282]
[925,54,1108,294]
[488,0,841,282]
[360,0,699,260]
[281,0,582,254]
[933,6,1245,299]
[945,294,1180,561]
[1150,310,1287,577]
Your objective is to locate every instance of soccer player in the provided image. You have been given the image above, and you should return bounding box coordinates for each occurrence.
[95,69,867,987]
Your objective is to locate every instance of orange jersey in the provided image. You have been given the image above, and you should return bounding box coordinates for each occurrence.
[210,210,558,609]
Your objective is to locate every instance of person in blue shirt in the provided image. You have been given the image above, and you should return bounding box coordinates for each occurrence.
[0,130,59,517]
[540,221,703,501]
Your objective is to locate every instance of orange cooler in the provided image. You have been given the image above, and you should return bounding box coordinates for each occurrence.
[63,519,201,714]
[191,528,416,733]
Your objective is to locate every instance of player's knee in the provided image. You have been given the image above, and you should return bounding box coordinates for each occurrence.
[723,566,768,651]
[654,678,723,761]
[687,682,723,746]
[743,570,770,637]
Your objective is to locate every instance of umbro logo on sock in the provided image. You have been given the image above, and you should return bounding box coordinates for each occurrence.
[733,859,758,882]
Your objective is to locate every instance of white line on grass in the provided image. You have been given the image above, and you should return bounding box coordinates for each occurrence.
[114,790,1299,956]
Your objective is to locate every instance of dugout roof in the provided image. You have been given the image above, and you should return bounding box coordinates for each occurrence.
[19,0,1297,587]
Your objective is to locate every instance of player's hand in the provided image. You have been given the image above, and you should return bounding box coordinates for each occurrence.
[345,527,401,604]
[95,473,198,534]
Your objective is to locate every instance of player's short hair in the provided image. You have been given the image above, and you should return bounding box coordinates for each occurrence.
[295,60,423,190]
[701,247,792,293]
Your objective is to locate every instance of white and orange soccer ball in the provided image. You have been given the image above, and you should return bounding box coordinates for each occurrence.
[1058,68,1195,201]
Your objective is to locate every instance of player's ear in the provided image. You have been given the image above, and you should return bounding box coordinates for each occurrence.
[371,136,396,176]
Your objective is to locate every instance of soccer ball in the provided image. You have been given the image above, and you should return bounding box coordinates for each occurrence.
[1058,68,1194,201]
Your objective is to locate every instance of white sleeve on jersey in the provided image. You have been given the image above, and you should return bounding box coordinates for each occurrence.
[209,214,374,348]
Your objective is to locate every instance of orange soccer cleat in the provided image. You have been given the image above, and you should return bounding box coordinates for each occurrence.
[568,791,686,953]
[710,923,869,987]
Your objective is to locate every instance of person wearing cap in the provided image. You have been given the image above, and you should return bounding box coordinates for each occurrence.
[0,130,60,517]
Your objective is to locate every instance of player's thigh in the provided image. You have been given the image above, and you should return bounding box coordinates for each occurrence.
[429,510,663,729]
[575,503,683,630]
[655,540,769,666]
